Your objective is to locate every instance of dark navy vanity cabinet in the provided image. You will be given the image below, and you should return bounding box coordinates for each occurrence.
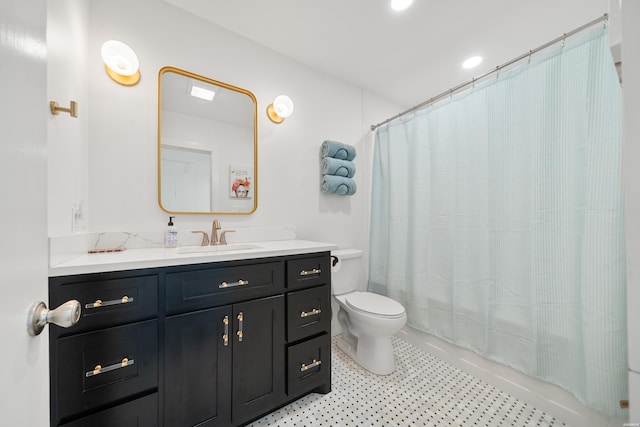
[48,252,331,427]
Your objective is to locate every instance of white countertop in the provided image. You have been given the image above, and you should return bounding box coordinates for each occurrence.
[49,239,338,277]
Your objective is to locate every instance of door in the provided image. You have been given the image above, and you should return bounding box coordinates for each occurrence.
[0,1,49,426]
[232,295,285,425]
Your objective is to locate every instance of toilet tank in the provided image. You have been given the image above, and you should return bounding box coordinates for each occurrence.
[331,249,363,295]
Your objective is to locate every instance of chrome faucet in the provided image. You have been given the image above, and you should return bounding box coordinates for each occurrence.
[210,219,221,245]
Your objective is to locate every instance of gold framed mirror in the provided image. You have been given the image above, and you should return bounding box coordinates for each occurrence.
[158,66,257,214]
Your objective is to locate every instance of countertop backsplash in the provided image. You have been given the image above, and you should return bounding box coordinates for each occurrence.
[49,225,298,268]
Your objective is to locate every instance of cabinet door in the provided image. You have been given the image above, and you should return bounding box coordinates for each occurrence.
[165,307,232,427]
[232,295,285,425]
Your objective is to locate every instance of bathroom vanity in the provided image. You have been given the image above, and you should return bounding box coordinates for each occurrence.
[47,240,334,427]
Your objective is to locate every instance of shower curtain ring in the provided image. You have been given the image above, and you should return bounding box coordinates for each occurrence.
[528,50,532,63]
[562,33,566,48]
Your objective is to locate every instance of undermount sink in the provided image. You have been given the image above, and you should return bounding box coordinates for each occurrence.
[176,243,262,255]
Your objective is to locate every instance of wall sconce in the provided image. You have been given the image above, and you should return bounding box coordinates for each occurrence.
[50,100,78,118]
[267,95,294,123]
[100,40,140,86]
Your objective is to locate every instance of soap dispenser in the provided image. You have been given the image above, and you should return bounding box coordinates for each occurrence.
[164,216,178,248]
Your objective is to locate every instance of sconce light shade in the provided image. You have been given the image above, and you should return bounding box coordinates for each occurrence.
[101,40,140,86]
[267,95,294,123]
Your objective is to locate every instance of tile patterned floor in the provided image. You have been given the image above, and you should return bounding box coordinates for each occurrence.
[249,336,568,426]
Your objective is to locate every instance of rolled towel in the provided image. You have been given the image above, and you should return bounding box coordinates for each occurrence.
[321,140,356,161]
[321,157,356,178]
[321,175,357,196]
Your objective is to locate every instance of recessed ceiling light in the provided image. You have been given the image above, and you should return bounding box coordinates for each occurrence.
[391,0,413,11]
[190,85,215,101]
[462,56,483,69]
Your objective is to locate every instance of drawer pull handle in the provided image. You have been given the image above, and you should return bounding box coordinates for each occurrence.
[85,357,135,377]
[219,279,249,289]
[223,315,229,346]
[301,359,321,372]
[237,312,243,342]
[299,268,321,276]
[85,296,134,309]
[300,308,322,318]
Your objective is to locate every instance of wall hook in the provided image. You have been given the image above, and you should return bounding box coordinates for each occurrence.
[50,100,78,118]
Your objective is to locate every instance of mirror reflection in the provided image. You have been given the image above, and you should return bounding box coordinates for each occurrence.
[158,66,257,214]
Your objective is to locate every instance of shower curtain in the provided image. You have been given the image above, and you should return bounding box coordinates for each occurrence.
[369,29,626,417]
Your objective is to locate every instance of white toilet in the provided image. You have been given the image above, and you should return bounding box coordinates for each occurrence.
[331,249,407,375]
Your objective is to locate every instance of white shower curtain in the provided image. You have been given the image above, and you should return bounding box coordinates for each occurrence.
[369,29,626,417]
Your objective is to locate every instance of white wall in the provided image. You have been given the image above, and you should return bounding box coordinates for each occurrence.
[621,0,640,422]
[47,0,400,256]
[47,0,89,234]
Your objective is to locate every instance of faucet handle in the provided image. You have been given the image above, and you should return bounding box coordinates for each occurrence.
[219,230,235,245]
[191,230,210,246]
[210,218,221,245]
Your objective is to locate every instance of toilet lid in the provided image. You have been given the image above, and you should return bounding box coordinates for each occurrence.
[345,292,405,318]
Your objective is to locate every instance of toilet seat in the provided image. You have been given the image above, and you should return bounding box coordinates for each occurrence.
[345,292,405,319]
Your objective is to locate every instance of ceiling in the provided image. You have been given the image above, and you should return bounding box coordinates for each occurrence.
[161,68,255,128]
[165,0,609,108]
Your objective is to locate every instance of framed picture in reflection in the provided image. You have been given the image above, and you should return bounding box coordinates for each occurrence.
[229,165,253,199]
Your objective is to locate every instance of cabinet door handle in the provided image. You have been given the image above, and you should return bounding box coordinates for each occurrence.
[300,308,322,318]
[237,312,243,342]
[85,295,134,309]
[222,315,229,346]
[85,357,134,377]
[300,359,321,372]
[299,268,321,276]
[219,279,249,289]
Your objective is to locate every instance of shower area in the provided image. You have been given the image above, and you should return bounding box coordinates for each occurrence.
[368,23,627,419]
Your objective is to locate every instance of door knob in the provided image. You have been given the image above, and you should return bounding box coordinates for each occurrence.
[27,300,81,336]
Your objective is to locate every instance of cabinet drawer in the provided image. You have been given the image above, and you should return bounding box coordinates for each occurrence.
[286,254,330,290]
[166,261,284,314]
[287,334,331,397]
[53,320,158,422]
[59,393,157,427]
[49,274,158,334]
[287,285,330,342]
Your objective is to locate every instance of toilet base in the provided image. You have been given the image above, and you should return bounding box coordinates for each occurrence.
[337,335,396,376]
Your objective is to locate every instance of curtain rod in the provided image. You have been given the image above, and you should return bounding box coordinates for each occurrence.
[370,13,609,131]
